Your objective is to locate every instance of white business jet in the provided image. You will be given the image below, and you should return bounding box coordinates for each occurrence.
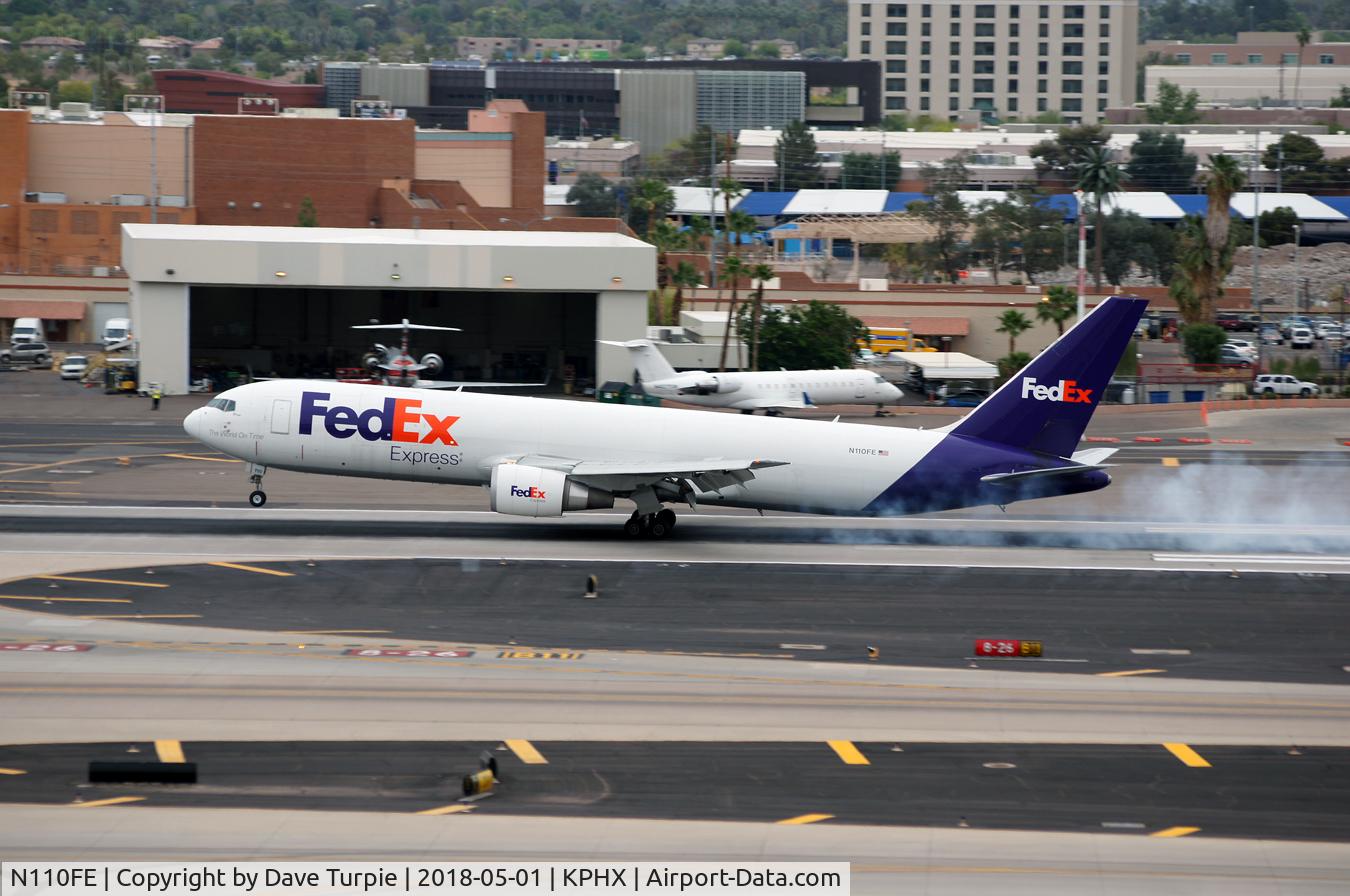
[184,296,1146,538]
[607,339,902,415]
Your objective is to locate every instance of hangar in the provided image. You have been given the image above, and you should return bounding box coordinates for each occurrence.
[120,225,655,394]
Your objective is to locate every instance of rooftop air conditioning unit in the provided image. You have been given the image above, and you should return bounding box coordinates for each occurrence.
[26,191,67,204]
[112,194,147,206]
[59,102,91,119]
[158,195,187,208]
[859,278,888,291]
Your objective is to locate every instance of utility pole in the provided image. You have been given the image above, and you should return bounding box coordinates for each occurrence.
[1074,189,1086,321]
[1251,132,1261,333]
[1276,144,1283,193]
[708,126,717,289]
[1292,223,1301,311]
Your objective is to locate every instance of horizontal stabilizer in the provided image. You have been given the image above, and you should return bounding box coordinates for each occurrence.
[1070,447,1118,466]
[980,463,1108,486]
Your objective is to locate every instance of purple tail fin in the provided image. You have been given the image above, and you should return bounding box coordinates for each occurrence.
[949,295,1148,458]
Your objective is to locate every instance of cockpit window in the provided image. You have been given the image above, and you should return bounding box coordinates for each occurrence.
[874,375,887,384]
[206,398,236,411]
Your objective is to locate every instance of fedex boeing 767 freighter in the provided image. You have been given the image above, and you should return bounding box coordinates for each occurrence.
[183,296,1146,538]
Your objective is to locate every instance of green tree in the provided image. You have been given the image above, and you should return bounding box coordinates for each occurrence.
[648,218,687,297]
[1037,285,1078,336]
[1262,132,1327,190]
[1144,79,1201,124]
[55,80,92,104]
[1331,85,1350,108]
[1232,205,1299,247]
[839,150,901,189]
[908,157,971,283]
[686,215,714,253]
[566,172,616,218]
[718,255,750,371]
[628,177,676,238]
[296,195,318,227]
[669,261,702,327]
[746,301,865,371]
[1173,154,1246,325]
[1031,123,1110,177]
[970,198,1018,285]
[1126,130,1198,191]
[1182,322,1226,365]
[1294,24,1311,108]
[746,262,776,370]
[725,208,757,254]
[1101,210,1173,286]
[752,41,781,58]
[997,351,1033,381]
[722,38,746,58]
[996,309,1033,356]
[775,120,821,190]
[1076,146,1128,290]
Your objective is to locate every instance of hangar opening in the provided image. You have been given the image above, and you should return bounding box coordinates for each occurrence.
[121,225,655,395]
[190,286,596,387]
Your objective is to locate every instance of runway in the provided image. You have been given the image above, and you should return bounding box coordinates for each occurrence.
[2,387,1349,892]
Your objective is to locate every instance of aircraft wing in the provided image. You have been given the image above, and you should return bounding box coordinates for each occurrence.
[416,379,550,389]
[726,396,811,411]
[511,454,788,507]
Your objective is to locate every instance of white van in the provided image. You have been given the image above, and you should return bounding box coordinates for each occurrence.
[1289,327,1315,350]
[102,317,131,347]
[10,317,42,344]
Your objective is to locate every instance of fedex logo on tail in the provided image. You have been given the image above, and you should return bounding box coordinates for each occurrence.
[1020,377,1093,404]
[299,391,459,445]
[509,485,547,500]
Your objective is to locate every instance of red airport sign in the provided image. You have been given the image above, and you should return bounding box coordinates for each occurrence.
[974,639,1043,658]
[343,648,474,658]
[0,643,93,652]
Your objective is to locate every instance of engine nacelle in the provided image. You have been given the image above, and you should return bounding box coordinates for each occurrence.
[680,375,740,396]
[420,353,444,376]
[489,463,614,518]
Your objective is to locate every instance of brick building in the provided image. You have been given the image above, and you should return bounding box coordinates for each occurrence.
[152,70,326,115]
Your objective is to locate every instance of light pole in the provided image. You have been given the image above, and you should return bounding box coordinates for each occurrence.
[1074,189,1086,320]
[1292,223,1302,312]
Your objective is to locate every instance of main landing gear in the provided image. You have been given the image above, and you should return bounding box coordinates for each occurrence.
[624,508,677,539]
[247,463,267,508]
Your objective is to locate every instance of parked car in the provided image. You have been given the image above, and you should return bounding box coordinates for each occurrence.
[1259,325,1283,345]
[1225,339,1258,359]
[941,390,988,407]
[1289,327,1315,349]
[1217,345,1253,367]
[59,355,88,380]
[0,342,51,366]
[1252,374,1318,398]
[1314,321,1341,341]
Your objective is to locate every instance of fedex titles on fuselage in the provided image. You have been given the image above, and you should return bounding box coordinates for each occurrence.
[299,390,463,466]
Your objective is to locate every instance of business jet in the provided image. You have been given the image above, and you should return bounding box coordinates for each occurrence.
[309,319,547,390]
[184,296,1146,538]
[607,339,902,415]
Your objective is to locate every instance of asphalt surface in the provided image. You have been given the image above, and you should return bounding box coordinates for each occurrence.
[1,740,1345,841]
[3,559,1347,682]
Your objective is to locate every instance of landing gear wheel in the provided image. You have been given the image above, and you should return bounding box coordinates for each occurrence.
[648,517,671,538]
[623,515,643,538]
[249,490,267,508]
[655,508,676,531]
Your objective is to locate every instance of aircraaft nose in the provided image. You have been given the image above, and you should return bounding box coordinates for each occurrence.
[183,407,206,440]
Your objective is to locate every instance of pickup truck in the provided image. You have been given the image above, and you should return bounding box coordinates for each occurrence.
[0,342,52,367]
[1251,374,1318,397]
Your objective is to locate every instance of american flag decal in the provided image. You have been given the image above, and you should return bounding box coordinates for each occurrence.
[879,449,889,456]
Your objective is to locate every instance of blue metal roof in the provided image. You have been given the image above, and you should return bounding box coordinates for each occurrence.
[1170,194,1213,218]
[883,192,928,212]
[1317,195,1350,218]
[734,191,794,216]
[1041,193,1078,220]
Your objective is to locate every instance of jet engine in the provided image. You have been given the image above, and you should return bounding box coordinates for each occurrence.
[678,375,740,396]
[419,353,444,376]
[489,463,614,518]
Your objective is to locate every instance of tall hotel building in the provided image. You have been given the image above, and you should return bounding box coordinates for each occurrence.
[847,1,1138,124]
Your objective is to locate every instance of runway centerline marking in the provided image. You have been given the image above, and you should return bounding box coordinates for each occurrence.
[1152,826,1201,838]
[416,804,476,816]
[71,796,145,809]
[155,740,185,763]
[1163,743,1212,768]
[163,454,241,464]
[0,595,132,604]
[504,740,548,764]
[208,561,294,577]
[76,614,202,620]
[1098,669,1166,678]
[36,574,168,589]
[1161,457,1180,468]
[827,740,870,765]
[1131,648,1191,656]
[778,814,834,825]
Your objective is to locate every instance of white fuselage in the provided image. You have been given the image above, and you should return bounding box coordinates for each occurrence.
[644,368,902,411]
[184,380,940,515]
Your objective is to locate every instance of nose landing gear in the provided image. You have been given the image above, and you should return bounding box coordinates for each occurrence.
[246,463,268,508]
[624,508,677,538]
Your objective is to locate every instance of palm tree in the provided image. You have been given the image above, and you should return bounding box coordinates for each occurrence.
[1075,146,1128,289]
[718,255,749,371]
[725,208,758,258]
[647,220,687,325]
[1192,153,1246,321]
[1036,285,1077,336]
[669,261,701,327]
[716,176,742,254]
[686,215,714,253]
[748,262,776,370]
[630,178,675,239]
[1294,25,1311,109]
[996,309,1033,356]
